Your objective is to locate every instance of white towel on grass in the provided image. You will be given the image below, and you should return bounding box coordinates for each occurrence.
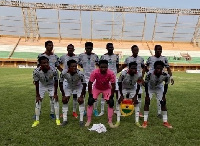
[88,123,107,133]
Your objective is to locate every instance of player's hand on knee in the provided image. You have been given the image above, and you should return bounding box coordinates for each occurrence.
[54,94,58,102]
[118,95,124,104]
[36,95,42,103]
[78,96,84,104]
[62,96,69,104]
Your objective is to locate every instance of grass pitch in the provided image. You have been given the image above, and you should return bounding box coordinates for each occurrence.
[0,68,200,145]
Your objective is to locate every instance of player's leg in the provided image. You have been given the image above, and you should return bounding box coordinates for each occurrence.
[85,87,99,127]
[48,86,60,125]
[157,86,164,118]
[115,89,127,127]
[157,91,172,128]
[138,85,144,117]
[98,96,105,116]
[72,94,78,118]
[32,84,45,127]
[61,88,71,126]
[76,86,85,127]
[142,90,152,128]
[130,91,141,127]
[104,88,116,128]
[114,80,119,114]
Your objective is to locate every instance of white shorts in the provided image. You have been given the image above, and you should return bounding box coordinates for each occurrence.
[39,83,54,98]
[122,88,137,99]
[148,88,163,101]
[64,84,83,97]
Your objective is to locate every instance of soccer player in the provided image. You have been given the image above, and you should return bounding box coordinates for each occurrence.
[85,60,116,128]
[118,45,145,118]
[59,59,87,127]
[60,44,79,118]
[37,40,62,119]
[37,40,62,71]
[78,42,99,116]
[117,62,143,127]
[32,56,61,127]
[142,61,172,128]
[99,43,119,116]
[145,45,174,118]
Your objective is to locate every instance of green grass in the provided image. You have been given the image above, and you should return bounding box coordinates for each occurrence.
[0,68,200,145]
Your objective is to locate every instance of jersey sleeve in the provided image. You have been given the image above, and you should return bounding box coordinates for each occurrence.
[116,54,119,65]
[59,55,64,64]
[60,69,67,82]
[145,72,151,83]
[124,57,129,65]
[37,54,42,66]
[95,54,99,64]
[164,74,170,84]
[100,55,104,60]
[53,69,59,80]
[164,57,169,68]
[33,68,40,82]
[79,71,86,83]
[118,71,125,82]
[54,54,60,67]
[141,57,145,68]
[146,57,151,66]
[78,54,83,66]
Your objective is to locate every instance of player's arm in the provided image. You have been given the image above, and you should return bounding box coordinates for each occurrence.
[118,64,127,73]
[33,69,41,103]
[166,67,174,85]
[118,73,124,103]
[80,73,87,98]
[78,82,86,105]
[34,81,41,103]
[111,83,115,97]
[88,81,93,95]
[110,72,116,96]
[144,74,150,98]
[53,70,59,101]
[133,83,140,104]
[59,73,65,97]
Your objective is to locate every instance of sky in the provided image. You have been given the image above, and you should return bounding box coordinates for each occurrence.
[21,0,200,9]
[0,0,200,42]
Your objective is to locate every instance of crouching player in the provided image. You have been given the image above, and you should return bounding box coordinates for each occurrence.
[142,61,172,128]
[85,60,116,128]
[59,59,87,127]
[32,56,61,127]
[116,62,142,127]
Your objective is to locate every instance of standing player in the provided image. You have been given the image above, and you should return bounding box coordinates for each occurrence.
[142,61,172,128]
[60,44,79,118]
[118,45,145,118]
[117,62,142,127]
[59,60,87,127]
[145,45,174,118]
[85,60,116,128]
[32,56,61,127]
[37,40,62,119]
[99,43,119,116]
[78,42,99,116]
